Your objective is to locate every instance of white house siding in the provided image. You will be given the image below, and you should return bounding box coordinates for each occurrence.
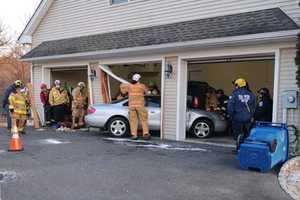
[162,56,178,140]
[89,62,104,104]
[32,65,44,123]
[277,48,300,152]
[32,0,299,47]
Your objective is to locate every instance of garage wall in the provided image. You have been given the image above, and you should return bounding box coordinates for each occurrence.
[32,65,43,124]
[277,48,300,153]
[162,57,178,140]
[189,60,274,96]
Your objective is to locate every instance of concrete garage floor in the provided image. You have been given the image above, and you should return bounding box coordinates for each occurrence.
[0,128,292,200]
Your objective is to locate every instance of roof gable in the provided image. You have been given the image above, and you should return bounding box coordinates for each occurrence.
[18,0,54,44]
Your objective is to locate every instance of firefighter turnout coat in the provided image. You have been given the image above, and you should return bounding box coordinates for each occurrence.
[49,87,69,106]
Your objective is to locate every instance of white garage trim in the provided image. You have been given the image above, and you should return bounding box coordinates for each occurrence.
[176,57,188,141]
[160,57,166,140]
[87,64,94,105]
[273,49,281,122]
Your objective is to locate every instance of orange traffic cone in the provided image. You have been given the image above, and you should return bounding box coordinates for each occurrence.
[8,128,24,152]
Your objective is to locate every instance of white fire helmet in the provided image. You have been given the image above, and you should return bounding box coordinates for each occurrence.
[132,73,141,82]
[78,82,85,87]
[54,80,61,86]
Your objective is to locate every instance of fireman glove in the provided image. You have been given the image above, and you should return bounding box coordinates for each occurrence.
[9,108,14,113]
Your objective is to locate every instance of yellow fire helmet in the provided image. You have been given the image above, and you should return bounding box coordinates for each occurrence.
[14,80,23,87]
[234,78,247,88]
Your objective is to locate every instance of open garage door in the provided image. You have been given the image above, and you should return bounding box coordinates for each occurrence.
[104,62,162,137]
[186,56,275,144]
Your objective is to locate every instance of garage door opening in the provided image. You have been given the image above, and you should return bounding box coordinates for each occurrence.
[186,57,275,144]
[51,67,88,90]
[103,62,162,137]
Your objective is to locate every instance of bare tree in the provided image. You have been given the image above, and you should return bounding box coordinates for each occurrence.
[1,43,30,83]
[0,22,10,48]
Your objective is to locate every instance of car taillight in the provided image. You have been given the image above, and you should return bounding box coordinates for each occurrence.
[87,107,96,114]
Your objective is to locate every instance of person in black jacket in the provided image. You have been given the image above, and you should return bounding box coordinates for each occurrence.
[2,80,23,131]
[216,89,229,116]
[254,88,273,122]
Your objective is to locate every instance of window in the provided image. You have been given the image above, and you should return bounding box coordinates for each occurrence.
[111,0,128,5]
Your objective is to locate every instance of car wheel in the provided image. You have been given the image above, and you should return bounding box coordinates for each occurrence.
[107,117,129,137]
[191,119,213,139]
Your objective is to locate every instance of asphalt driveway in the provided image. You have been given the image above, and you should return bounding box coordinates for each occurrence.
[0,128,292,200]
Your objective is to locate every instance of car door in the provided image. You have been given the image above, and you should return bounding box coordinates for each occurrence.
[146,96,161,130]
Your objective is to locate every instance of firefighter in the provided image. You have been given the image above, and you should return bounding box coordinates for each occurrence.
[49,80,69,126]
[71,82,87,129]
[254,88,273,122]
[8,81,28,134]
[205,87,219,112]
[120,73,150,140]
[227,78,256,146]
[2,80,23,131]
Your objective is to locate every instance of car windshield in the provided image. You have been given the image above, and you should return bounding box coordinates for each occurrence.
[110,98,127,104]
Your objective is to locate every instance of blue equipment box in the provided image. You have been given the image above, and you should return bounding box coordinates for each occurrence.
[238,122,289,173]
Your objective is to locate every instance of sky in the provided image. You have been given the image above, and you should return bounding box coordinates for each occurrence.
[0,0,41,39]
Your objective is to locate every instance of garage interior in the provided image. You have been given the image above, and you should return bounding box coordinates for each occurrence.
[108,62,162,100]
[51,67,88,89]
[186,57,275,143]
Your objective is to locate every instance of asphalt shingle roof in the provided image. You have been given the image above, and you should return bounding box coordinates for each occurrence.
[23,8,299,59]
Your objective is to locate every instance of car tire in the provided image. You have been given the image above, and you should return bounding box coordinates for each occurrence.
[191,119,213,139]
[107,117,129,137]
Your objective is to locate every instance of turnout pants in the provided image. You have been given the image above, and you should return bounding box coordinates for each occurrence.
[11,113,27,133]
[129,107,149,136]
[72,105,85,127]
[232,121,251,141]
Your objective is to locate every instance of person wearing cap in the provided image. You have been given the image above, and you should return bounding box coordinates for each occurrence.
[49,80,69,125]
[227,78,256,143]
[8,81,28,134]
[40,83,52,125]
[2,80,23,131]
[120,73,150,140]
[71,82,87,129]
[254,88,273,122]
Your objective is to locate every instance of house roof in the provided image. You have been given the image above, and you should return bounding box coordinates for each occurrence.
[23,8,299,60]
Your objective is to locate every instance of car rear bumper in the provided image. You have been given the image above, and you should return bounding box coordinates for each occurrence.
[85,114,106,128]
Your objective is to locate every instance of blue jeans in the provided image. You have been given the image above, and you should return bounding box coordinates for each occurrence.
[4,104,12,129]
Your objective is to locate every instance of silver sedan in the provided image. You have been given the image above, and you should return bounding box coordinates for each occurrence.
[85,96,227,139]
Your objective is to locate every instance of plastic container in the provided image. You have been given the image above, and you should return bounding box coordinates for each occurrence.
[238,122,289,172]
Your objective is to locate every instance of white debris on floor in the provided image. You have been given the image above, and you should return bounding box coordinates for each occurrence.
[0,170,17,183]
[103,137,209,152]
[39,138,70,145]
[279,156,300,200]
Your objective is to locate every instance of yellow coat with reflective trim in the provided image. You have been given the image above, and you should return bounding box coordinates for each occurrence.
[121,83,148,108]
[8,92,27,115]
[49,87,69,106]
